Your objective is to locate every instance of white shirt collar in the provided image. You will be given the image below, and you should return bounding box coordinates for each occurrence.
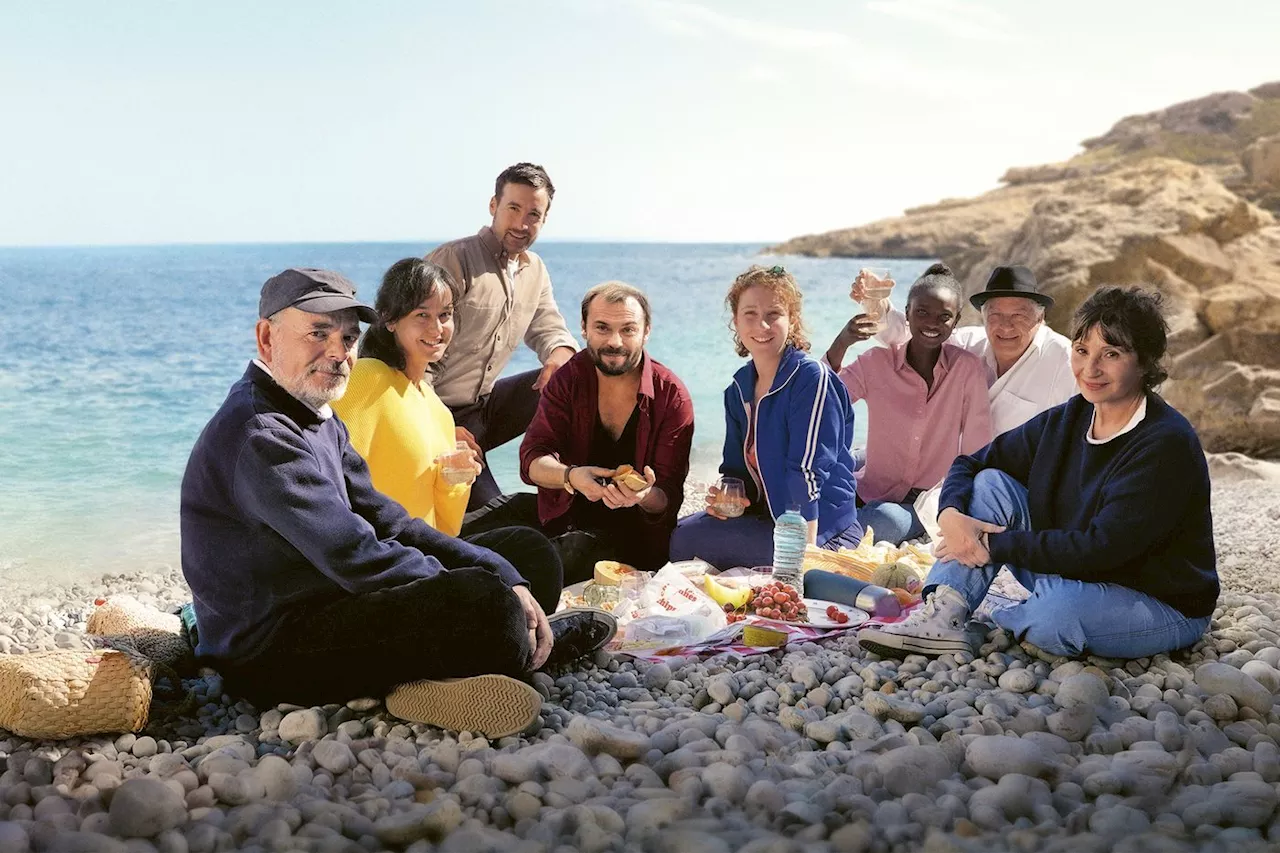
[253,358,333,420]
[1086,395,1147,444]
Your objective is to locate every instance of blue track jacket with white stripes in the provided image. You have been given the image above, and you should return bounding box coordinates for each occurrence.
[719,346,861,547]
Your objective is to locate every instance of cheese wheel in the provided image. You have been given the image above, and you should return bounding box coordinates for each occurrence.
[594,560,636,586]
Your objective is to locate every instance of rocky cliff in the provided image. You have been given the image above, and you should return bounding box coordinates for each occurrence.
[771,83,1280,458]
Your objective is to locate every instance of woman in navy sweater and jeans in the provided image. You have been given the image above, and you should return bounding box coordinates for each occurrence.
[859,285,1218,660]
[670,265,862,570]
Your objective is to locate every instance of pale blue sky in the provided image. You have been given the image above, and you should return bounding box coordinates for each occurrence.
[2,1,1276,245]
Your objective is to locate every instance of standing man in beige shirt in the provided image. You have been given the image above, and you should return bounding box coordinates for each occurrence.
[428,163,578,510]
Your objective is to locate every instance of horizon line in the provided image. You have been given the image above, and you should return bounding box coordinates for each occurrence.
[0,236,792,251]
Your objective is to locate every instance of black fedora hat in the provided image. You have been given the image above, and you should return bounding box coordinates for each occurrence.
[969,265,1055,311]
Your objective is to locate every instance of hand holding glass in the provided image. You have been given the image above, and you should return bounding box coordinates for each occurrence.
[855,267,895,332]
[439,440,481,486]
[711,477,746,518]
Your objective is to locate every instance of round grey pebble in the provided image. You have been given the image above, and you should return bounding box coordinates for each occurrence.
[312,739,356,774]
[278,708,327,743]
[1055,673,1109,709]
[997,669,1039,694]
[132,736,159,758]
[109,777,187,838]
[644,663,673,691]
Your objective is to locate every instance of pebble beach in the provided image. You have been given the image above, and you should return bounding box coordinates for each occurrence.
[1,478,1279,853]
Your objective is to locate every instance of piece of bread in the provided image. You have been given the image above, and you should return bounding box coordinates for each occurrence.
[611,464,649,491]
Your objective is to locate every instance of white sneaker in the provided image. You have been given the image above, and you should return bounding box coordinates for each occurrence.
[857,585,972,658]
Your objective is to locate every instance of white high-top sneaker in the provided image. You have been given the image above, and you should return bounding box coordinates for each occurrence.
[857,585,972,658]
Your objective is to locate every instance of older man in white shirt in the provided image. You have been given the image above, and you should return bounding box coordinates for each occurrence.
[847,264,1075,538]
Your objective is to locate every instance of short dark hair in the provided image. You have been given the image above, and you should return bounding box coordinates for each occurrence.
[494,162,555,206]
[581,281,651,328]
[1070,285,1170,390]
[907,262,964,312]
[358,258,460,371]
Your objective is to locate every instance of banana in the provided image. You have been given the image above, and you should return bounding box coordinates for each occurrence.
[703,575,751,610]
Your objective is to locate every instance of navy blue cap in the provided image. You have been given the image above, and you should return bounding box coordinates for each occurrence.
[259,268,377,323]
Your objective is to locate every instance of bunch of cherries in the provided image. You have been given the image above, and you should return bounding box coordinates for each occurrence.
[824,604,852,625]
[723,581,807,624]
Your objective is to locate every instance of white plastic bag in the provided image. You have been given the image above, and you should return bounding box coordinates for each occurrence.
[616,563,727,648]
[913,484,942,543]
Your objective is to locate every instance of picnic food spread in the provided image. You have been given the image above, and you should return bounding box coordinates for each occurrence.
[555,536,938,655]
[719,580,808,624]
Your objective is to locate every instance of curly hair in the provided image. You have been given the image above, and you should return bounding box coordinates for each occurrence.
[725,265,811,357]
[1070,285,1170,390]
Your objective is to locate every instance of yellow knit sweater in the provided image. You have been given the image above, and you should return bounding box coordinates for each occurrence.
[333,358,470,536]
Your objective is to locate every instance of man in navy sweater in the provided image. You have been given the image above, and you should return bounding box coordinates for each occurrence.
[181,268,614,738]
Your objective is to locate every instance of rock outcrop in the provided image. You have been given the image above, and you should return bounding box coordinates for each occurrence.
[770,83,1280,458]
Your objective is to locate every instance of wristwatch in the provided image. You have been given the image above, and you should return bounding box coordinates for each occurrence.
[563,465,577,494]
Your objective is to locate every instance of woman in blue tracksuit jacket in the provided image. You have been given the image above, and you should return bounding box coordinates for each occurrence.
[670,265,863,570]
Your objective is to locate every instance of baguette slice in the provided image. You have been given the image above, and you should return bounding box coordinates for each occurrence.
[610,464,649,491]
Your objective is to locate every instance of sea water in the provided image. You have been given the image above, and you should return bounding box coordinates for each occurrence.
[0,242,927,582]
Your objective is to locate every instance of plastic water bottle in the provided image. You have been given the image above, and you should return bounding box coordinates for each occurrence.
[772,505,808,596]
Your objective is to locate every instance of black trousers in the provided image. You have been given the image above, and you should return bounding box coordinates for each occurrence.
[222,527,562,709]
[461,493,664,585]
[461,492,542,536]
[450,368,543,511]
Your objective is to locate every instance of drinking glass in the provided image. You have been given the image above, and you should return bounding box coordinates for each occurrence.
[439,440,478,486]
[714,477,746,518]
[857,267,895,332]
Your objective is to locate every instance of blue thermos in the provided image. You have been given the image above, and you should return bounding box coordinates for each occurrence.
[803,569,902,618]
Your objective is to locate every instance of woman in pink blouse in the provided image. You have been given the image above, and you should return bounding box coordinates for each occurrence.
[825,263,993,544]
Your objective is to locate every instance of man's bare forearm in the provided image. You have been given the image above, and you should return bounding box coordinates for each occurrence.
[529,455,570,491]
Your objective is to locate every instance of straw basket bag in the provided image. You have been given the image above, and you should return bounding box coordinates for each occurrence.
[86,595,182,635]
[801,545,874,582]
[0,649,154,739]
[87,597,194,673]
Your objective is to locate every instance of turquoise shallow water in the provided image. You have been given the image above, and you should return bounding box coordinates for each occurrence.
[0,242,928,581]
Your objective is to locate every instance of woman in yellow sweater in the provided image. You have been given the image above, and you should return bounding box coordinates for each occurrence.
[333,258,481,536]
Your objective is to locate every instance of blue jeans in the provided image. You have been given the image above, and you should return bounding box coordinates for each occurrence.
[858,499,925,545]
[669,512,863,571]
[926,470,1210,658]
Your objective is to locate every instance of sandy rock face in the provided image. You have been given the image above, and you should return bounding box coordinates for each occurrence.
[770,82,1280,459]
[1244,135,1280,187]
[768,182,1050,274]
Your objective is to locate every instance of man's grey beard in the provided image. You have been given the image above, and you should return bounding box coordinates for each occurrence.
[277,369,349,410]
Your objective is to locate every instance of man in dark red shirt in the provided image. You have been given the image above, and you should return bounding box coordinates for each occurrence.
[518,281,694,579]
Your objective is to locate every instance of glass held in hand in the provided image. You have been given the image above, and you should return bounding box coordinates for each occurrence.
[853,267,895,332]
[712,477,746,518]
[438,440,479,486]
